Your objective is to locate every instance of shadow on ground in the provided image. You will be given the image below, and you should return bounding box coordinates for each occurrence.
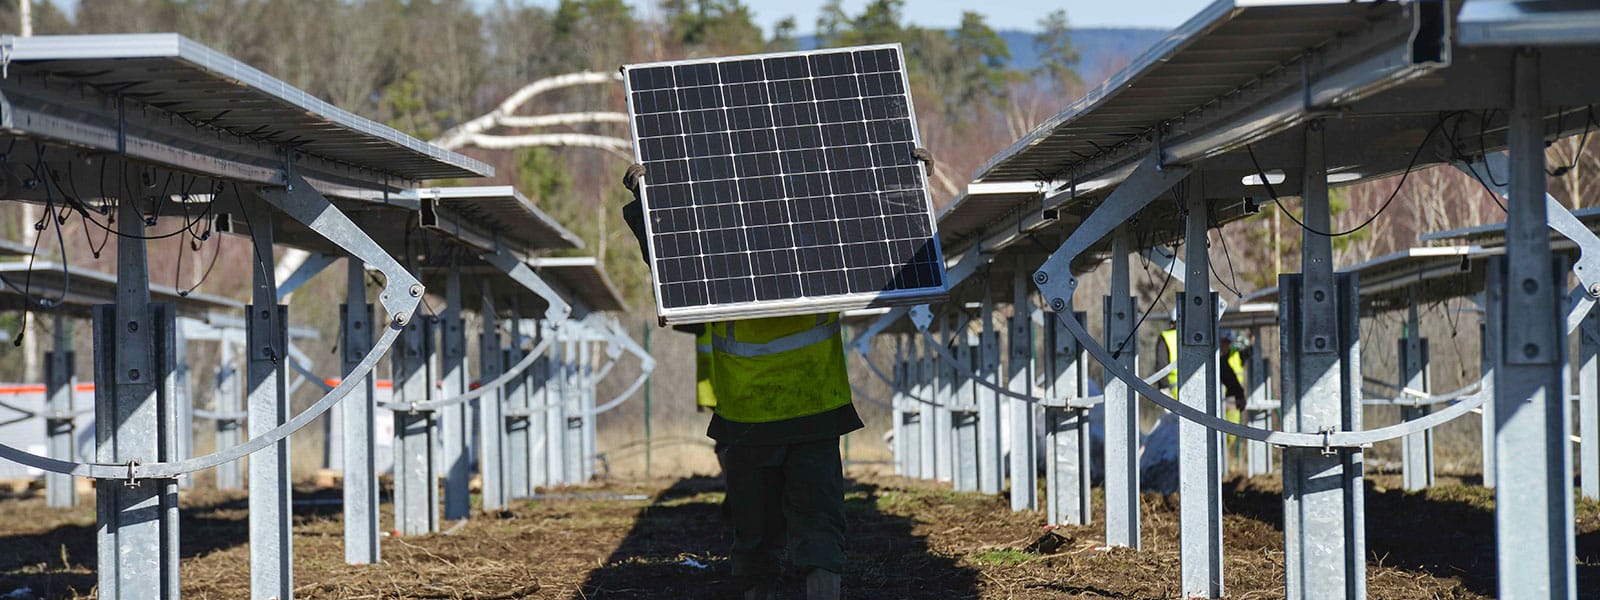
[0,485,350,598]
[1221,475,1600,597]
[577,475,983,599]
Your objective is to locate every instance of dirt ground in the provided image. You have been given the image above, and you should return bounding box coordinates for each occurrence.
[0,470,1596,599]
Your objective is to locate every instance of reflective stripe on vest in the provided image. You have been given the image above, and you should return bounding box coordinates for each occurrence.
[712,314,839,357]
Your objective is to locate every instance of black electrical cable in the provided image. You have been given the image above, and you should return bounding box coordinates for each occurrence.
[1548,106,1593,177]
[1246,113,1448,239]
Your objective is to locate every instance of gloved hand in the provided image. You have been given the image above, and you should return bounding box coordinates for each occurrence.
[620,163,651,264]
[622,163,647,197]
[913,147,935,167]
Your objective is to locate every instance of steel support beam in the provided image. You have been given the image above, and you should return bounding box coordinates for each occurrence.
[891,336,906,476]
[1179,175,1223,598]
[977,299,1003,495]
[215,338,242,491]
[341,257,379,564]
[243,197,292,600]
[506,317,531,499]
[1246,325,1273,477]
[174,325,192,491]
[1045,310,1091,526]
[392,318,439,535]
[1104,225,1140,549]
[479,280,507,510]
[1008,264,1038,511]
[917,335,936,481]
[934,314,955,483]
[95,195,180,599]
[562,334,584,484]
[45,314,75,508]
[1399,296,1434,490]
[1281,122,1365,600]
[544,324,568,486]
[440,270,470,520]
[951,313,979,492]
[580,335,597,482]
[1493,49,1576,600]
[1582,309,1600,500]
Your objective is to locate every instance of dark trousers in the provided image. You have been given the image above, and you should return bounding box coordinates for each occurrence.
[721,438,846,579]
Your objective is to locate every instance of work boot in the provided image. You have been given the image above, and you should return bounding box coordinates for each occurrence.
[741,582,776,600]
[805,569,840,600]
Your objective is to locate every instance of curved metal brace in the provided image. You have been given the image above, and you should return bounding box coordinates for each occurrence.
[0,174,421,479]
[852,350,942,408]
[1363,382,1481,407]
[1049,297,1486,448]
[589,321,656,417]
[378,335,555,412]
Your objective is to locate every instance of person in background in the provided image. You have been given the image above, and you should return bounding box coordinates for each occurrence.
[1159,316,1247,452]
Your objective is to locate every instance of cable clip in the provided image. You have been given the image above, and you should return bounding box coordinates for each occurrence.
[123,459,141,485]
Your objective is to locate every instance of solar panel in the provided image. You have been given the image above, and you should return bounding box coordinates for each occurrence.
[624,44,947,324]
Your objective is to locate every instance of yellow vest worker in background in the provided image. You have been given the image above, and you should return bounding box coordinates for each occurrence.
[622,164,863,600]
[1160,324,1247,448]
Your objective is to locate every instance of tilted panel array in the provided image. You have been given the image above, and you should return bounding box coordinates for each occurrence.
[624,44,946,323]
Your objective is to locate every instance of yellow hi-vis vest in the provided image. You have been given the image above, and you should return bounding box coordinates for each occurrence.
[1224,347,1245,388]
[708,313,850,423]
[1160,328,1179,389]
[696,330,717,408]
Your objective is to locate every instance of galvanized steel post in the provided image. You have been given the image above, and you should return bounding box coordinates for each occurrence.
[1246,325,1272,477]
[392,318,439,535]
[1400,293,1434,490]
[440,270,471,519]
[506,317,531,498]
[1104,225,1140,549]
[1045,309,1091,526]
[215,337,242,491]
[1493,49,1576,600]
[244,197,292,600]
[1179,174,1223,598]
[479,280,506,510]
[977,297,1004,495]
[94,192,180,599]
[341,257,379,564]
[1280,121,1365,600]
[951,313,979,492]
[917,332,936,480]
[44,313,75,508]
[1008,264,1038,511]
[1581,309,1600,500]
[934,312,955,483]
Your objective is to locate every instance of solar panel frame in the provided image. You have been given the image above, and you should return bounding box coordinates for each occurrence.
[623,43,947,324]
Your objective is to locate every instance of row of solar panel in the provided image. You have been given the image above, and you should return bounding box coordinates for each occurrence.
[627,47,902,92]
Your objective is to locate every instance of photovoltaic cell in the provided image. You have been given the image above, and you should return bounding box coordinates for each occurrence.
[625,44,946,323]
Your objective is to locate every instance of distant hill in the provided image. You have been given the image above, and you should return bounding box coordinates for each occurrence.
[798,27,1168,86]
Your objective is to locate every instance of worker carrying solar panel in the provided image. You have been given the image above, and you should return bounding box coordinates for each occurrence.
[622,145,932,600]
